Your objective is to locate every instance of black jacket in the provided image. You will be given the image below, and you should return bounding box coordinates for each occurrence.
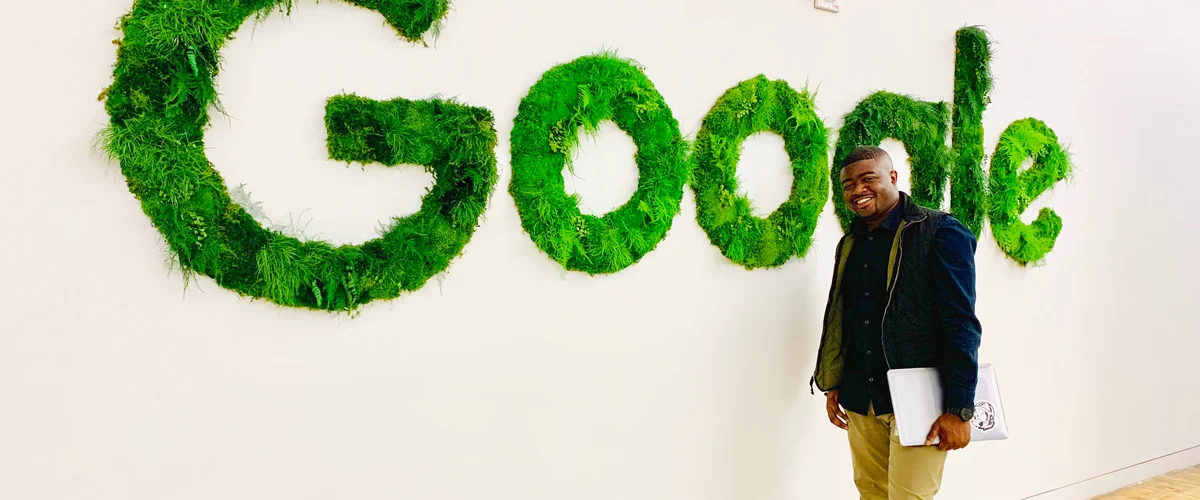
[811,192,983,412]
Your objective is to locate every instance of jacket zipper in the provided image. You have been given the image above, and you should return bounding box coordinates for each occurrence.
[880,216,926,370]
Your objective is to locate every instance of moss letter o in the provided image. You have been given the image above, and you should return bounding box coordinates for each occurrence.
[509,53,690,274]
[831,92,951,232]
[99,0,497,312]
[691,76,830,269]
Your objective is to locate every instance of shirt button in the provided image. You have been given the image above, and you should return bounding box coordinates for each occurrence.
[868,236,874,241]
[869,378,875,382]
[864,292,870,297]
[863,264,869,269]
[867,350,872,355]
[863,320,870,325]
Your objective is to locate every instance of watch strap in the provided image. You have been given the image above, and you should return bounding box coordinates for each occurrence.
[948,406,974,421]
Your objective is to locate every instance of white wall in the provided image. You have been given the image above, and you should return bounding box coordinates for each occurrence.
[2,1,1198,498]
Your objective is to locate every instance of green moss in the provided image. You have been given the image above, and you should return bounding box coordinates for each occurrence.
[99,8,1073,301]
[951,26,994,237]
[830,92,951,231]
[508,51,690,274]
[98,0,487,312]
[988,118,1072,265]
[691,75,829,269]
[831,27,1000,237]
[342,0,450,43]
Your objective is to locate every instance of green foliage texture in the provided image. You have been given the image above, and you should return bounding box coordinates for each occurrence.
[691,76,829,269]
[830,91,951,231]
[830,27,997,237]
[508,52,691,275]
[98,8,1073,311]
[97,0,498,312]
[342,0,450,42]
[987,118,1072,265]
[951,26,993,236]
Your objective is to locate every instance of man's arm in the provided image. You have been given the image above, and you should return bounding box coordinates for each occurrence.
[931,216,983,413]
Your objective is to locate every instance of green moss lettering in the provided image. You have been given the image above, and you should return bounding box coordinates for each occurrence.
[508,52,690,274]
[691,76,830,269]
[98,0,494,312]
[97,5,1074,312]
[831,92,951,232]
[951,26,994,236]
[987,118,1073,265]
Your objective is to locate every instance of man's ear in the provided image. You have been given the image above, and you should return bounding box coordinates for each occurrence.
[890,169,898,185]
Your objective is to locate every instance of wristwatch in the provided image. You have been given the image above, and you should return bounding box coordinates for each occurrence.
[948,406,975,422]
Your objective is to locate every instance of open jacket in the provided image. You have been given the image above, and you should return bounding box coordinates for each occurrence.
[810,192,983,412]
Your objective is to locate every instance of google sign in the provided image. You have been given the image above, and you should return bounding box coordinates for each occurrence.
[98,0,1072,312]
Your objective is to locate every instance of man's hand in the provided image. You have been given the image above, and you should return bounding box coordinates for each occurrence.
[825,390,848,430]
[925,413,971,450]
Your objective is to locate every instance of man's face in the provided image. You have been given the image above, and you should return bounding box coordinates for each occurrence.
[839,157,899,221]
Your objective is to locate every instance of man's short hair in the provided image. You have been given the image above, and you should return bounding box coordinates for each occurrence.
[839,146,891,170]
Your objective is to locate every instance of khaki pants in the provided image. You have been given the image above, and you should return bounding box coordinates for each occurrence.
[847,405,947,500]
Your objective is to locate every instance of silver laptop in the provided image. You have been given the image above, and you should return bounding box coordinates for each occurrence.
[886,363,1009,447]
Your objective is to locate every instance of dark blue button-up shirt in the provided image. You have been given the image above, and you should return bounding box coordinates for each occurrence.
[838,205,902,416]
[838,204,980,417]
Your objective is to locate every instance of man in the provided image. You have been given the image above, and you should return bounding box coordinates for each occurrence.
[809,146,983,499]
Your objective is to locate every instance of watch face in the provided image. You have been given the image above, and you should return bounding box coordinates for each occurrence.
[958,408,975,421]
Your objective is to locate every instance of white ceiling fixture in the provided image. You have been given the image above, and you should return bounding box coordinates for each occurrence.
[814,0,840,13]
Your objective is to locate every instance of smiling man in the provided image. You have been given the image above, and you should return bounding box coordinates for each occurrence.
[811,146,983,499]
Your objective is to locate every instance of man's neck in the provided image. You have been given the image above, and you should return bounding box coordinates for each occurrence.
[864,199,900,231]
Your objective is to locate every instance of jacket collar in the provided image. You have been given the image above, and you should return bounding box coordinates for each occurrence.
[896,191,929,223]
